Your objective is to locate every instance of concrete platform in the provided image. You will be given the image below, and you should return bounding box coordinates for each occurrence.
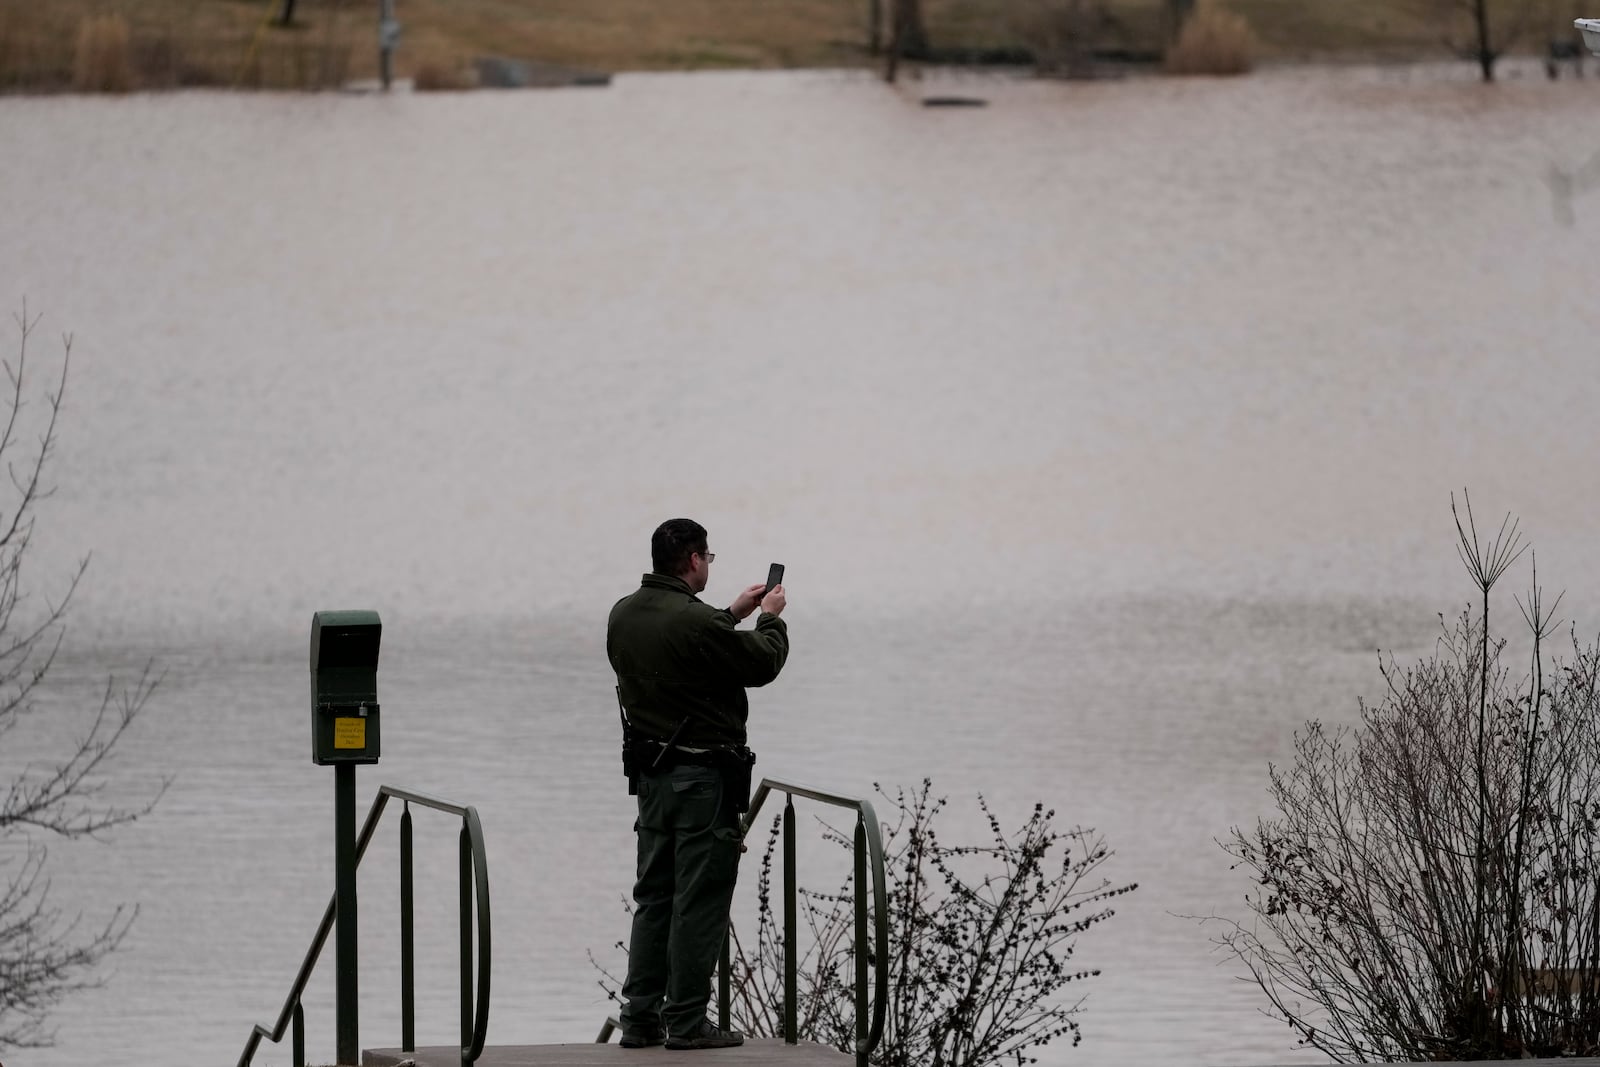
[363,1038,853,1066]
[361,1042,1600,1067]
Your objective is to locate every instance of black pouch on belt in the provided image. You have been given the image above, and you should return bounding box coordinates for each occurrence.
[722,747,756,813]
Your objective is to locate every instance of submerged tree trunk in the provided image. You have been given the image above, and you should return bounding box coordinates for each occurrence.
[898,0,930,58]
[1475,0,1495,81]
[884,0,930,82]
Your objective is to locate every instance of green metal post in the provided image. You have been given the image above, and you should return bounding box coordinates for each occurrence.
[855,818,868,1067]
[336,763,359,1066]
[401,804,415,1051]
[292,1001,305,1067]
[784,796,797,1044]
[460,822,473,1060]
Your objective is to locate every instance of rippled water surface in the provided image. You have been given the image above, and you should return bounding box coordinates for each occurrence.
[4,61,1600,1066]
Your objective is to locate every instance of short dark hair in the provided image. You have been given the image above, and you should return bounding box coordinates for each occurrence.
[651,518,707,577]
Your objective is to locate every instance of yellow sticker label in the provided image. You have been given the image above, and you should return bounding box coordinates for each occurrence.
[334,718,366,749]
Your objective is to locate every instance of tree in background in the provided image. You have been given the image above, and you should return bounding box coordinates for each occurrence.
[595,780,1136,1066]
[1207,494,1600,1059]
[882,0,931,81]
[0,305,163,1049]
[1011,0,1125,79]
[1420,0,1538,81]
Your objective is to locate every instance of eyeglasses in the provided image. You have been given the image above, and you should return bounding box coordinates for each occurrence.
[700,551,716,563]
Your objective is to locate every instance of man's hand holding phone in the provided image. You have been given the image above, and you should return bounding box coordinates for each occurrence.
[728,583,768,621]
[728,563,786,620]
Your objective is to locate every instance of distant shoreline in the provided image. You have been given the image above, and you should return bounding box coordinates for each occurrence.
[0,0,1578,94]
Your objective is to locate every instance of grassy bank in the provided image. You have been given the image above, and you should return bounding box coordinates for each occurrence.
[0,0,1576,90]
[0,0,355,90]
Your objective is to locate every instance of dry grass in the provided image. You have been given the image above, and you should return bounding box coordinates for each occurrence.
[1,0,354,91]
[229,30,353,89]
[392,0,869,71]
[413,51,477,90]
[0,8,67,89]
[1164,0,1257,74]
[72,13,133,92]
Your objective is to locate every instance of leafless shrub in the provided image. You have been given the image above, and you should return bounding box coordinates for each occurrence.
[1204,495,1600,1060]
[1164,0,1255,75]
[593,781,1135,1066]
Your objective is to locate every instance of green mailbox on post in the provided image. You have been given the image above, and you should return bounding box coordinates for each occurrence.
[310,610,381,765]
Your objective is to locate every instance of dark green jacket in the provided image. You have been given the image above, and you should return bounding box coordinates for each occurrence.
[608,572,789,748]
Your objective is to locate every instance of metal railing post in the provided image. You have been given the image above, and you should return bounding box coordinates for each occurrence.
[335,763,359,1065]
[463,807,492,1066]
[401,803,415,1051]
[784,796,797,1043]
[460,820,474,1065]
[292,1001,304,1067]
[854,817,869,1067]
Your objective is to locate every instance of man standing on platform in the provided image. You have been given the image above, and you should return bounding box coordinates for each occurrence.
[607,518,789,1051]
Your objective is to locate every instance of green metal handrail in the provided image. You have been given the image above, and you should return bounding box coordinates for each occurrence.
[728,778,889,1066]
[598,775,888,1065]
[237,784,492,1067]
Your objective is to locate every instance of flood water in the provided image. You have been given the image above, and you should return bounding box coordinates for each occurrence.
[4,59,1600,1066]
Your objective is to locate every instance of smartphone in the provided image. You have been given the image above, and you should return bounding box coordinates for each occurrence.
[762,563,785,598]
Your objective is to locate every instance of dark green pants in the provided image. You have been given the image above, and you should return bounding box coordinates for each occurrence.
[620,762,742,1038]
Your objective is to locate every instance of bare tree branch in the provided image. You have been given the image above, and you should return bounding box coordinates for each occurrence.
[0,306,165,1050]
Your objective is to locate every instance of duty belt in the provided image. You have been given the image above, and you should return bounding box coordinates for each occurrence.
[637,740,753,770]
